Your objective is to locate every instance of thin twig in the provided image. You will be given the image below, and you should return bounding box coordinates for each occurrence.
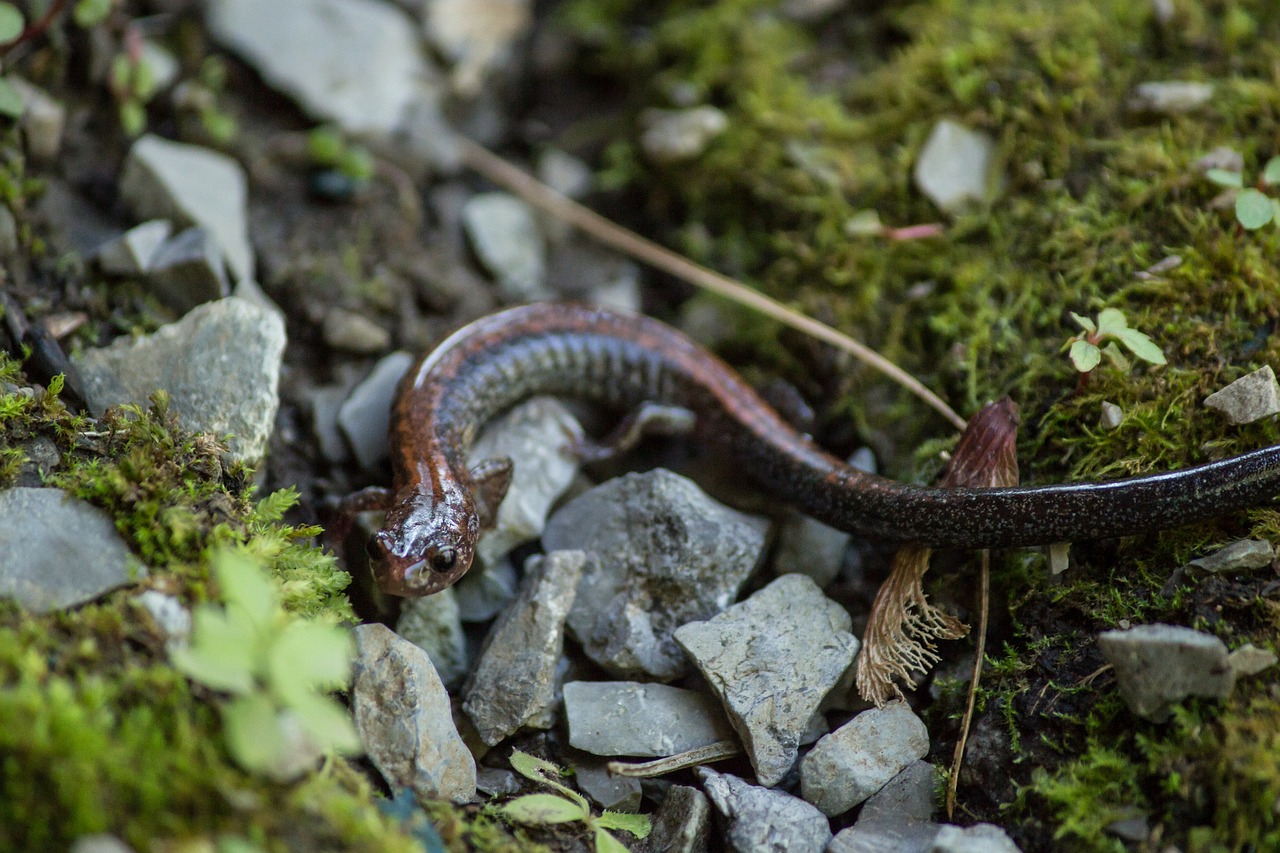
[456,137,967,431]
[606,740,742,778]
[947,548,991,819]
[2,0,68,56]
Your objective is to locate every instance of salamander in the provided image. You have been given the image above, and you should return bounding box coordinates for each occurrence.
[344,302,1280,596]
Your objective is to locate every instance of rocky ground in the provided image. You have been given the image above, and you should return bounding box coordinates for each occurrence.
[3,1,1280,852]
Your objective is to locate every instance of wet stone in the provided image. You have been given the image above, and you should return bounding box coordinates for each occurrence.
[640,784,711,853]
[74,297,285,464]
[352,623,476,803]
[675,574,858,786]
[1097,623,1234,722]
[800,702,930,816]
[1186,539,1274,574]
[462,551,585,745]
[0,487,142,613]
[696,767,831,853]
[396,586,468,689]
[336,351,414,470]
[1203,365,1280,425]
[564,681,736,758]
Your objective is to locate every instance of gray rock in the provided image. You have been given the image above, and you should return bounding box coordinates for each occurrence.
[96,219,173,276]
[0,488,142,613]
[537,148,593,200]
[858,760,939,826]
[73,297,285,464]
[452,556,518,622]
[119,134,253,283]
[336,351,414,470]
[1099,401,1123,430]
[307,384,353,463]
[675,574,858,786]
[352,623,476,803]
[640,107,729,164]
[10,78,65,164]
[913,120,997,214]
[396,586,468,689]
[1187,539,1274,573]
[140,40,181,92]
[1227,643,1278,678]
[475,766,520,797]
[462,551,585,745]
[564,681,736,758]
[546,240,642,310]
[462,192,549,301]
[1128,81,1214,114]
[930,823,1022,852]
[573,754,643,812]
[641,785,711,853]
[145,227,230,313]
[133,590,192,643]
[1203,365,1280,424]
[696,767,831,853]
[70,836,136,853]
[800,702,929,816]
[323,307,391,354]
[207,0,435,134]
[828,823,941,853]
[423,0,532,96]
[544,468,768,680]
[773,514,850,587]
[1097,624,1234,721]
[468,397,584,571]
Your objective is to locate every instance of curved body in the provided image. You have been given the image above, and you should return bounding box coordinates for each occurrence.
[375,302,1280,595]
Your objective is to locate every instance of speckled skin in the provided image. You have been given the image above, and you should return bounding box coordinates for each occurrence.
[372,302,1280,596]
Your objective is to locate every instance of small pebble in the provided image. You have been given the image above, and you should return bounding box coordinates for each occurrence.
[323,307,391,354]
[1203,365,1280,424]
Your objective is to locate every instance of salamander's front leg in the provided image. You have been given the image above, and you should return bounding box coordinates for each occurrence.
[570,401,697,464]
[320,485,394,545]
[469,457,514,528]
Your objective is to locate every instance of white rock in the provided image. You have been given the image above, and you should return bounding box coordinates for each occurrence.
[1203,365,1280,424]
[640,106,728,164]
[1128,81,1214,114]
[462,192,549,300]
[336,351,415,470]
[799,702,930,815]
[134,590,192,642]
[930,822,1023,853]
[96,219,173,276]
[1097,623,1234,721]
[913,119,997,214]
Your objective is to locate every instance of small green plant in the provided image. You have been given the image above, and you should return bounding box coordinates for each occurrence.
[1064,308,1166,375]
[108,39,158,138]
[307,125,375,183]
[1206,156,1280,230]
[498,750,650,853]
[171,549,362,780]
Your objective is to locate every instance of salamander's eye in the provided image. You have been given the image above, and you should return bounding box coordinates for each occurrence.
[428,547,457,573]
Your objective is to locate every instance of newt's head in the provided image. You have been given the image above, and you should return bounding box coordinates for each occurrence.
[369,484,479,596]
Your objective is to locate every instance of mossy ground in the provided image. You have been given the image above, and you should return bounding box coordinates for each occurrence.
[562,0,1280,849]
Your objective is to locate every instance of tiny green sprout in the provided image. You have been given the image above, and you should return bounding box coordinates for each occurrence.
[499,750,651,853]
[170,549,362,779]
[307,125,375,182]
[108,50,158,137]
[1205,155,1280,230]
[1065,308,1166,376]
[0,2,25,119]
[73,0,113,28]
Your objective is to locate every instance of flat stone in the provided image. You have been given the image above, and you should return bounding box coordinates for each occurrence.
[307,384,353,463]
[544,468,768,680]
[772,513,850,588]
[1128,81,1214,114]
[462,192,549,301]
[0,488,142,613]
[336,351,414,470]
[475,766,520,797]
[73,297,285,464]
[1187,539,1274,574]
[468,397,584,571]
[828,822,941,853]
[913,119,997,214]
[640,107,729,164]
[572,753,643,812]
[857,760,939,826]
[640,785,711,853]
[145,226,230,313]
[696,767,831,853]
[1097,624,1234,721]
[323,308,391,354]
[351,623,476,803]
[564,681,736,758]
[120,134,253,283]
[800,702,929,816]
[462,551,585,745]
[96,219,173,276]
[1227,643,1278,679]
[674,574,858,786]
[1203,365,1280,424]
[930,823,1023,852]
[396,586,468,689]
[424,0,532,96]
[207,0,435,133]
[452,557,518,622]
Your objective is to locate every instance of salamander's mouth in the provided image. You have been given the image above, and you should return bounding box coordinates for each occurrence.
[374,553,471,597]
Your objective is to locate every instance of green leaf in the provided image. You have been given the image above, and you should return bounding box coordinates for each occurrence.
[118,99,146,137]
[594,827,633,853]
[1236,188,1274,229]
[307,127,344,166]
[73,0,113,28]
[267,620,353,703]
[500,794,588,826]
[214,550,278,630]
[509,749,590,809]
[1205,168,1244,188]
[1114,327,1167,365]
[0,77,21,118]
[1100,341,1130,372]
[170,606,259,693]
[1068,311,1096,334]
[596,811,652,838]
[286,692,362,755]
[0,3,24,44]
[1069,340,1101,373]
[223,693,283,774]
[1095,307,1128,336]
[1264,157,1280,187]
[338,146,374,182]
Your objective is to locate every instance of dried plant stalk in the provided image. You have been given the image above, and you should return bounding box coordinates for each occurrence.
[856,398,1020,706]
